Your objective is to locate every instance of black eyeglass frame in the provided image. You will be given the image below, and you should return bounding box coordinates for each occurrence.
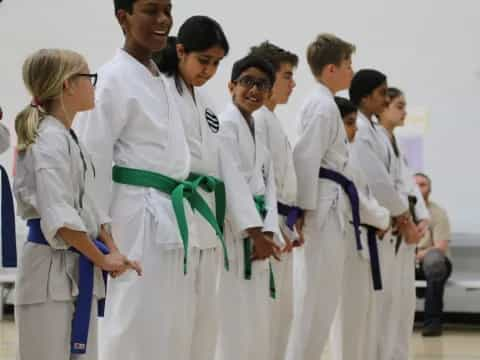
[75,73,98,87]
[233,75,272,92]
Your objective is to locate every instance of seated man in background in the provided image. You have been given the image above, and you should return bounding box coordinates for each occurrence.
[415,172,452,337]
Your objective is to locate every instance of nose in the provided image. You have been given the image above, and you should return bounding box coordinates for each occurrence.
[204,64,217,78]
[157,11,171,26]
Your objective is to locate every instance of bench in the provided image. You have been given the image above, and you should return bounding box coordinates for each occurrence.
[416,278,480,292]
[0,269,16,321]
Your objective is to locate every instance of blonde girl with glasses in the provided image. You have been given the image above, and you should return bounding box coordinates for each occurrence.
[13,48,141,360]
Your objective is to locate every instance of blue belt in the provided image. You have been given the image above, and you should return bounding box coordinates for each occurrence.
[365,224,383,291]
[277,202,304,231]
[318,167,362,251]
[1,165,16,267]
[27,219,109,354]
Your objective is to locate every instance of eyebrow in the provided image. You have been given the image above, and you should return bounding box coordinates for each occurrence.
[142,0,171,7]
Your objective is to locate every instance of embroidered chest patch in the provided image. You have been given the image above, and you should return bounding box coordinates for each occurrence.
[205,108,220,133]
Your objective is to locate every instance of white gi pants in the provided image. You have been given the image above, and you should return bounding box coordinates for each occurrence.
[269,250,294,360]
[376,237,397,360]
[391,243,416,360]
[188,247,221,360]
[330,232,376,360]
[286,203,346,360]
[216,234,271,360]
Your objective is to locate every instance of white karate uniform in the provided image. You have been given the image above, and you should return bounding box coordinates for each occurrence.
[330,148,390,360]
[0,122,10,154]
[166,77,263,360]
[384,134,430,360]
[287,83,351,360]
[352,113,409,360]
[14,116,105,360]
[254,106,297,360]
[216,103,279,360]
[74,49,196,360]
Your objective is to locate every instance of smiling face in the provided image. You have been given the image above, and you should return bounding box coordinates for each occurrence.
[177,45,225,87]
[117,0,173,55]
[229,67,272,118]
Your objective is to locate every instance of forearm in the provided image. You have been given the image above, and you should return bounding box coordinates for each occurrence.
[434,240,449,254]
[57,227,105,267]
[99,224,120,253]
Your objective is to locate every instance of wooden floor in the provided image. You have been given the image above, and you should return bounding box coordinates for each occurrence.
[1,315,480,359]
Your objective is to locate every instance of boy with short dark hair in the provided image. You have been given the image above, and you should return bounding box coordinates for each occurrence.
[216,55,280,360]
[75,1,202,359]
[249,41,300,360]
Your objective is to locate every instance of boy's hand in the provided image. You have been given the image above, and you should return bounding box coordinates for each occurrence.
[416,220,429,238]
[376,228,388,239]
[293,213,306,247]
[281,228,294,253]
[399,219,422,245]
[250,230,281,261]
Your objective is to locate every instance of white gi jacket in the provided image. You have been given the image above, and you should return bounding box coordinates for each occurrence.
[293,83,349,228]
[165,77,263,249]
[75,49,193,250]
[218,103,279,240]
[14,116,105,305]
[352,112,409,216]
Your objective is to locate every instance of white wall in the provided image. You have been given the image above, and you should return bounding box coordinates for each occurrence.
[1,0,479,233]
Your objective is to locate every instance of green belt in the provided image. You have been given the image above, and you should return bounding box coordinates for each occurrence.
[243,195,276,299]
[186,172,229,272]
[112,165,228,274]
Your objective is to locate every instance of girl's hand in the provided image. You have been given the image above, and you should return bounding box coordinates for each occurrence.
[101,252,143,276]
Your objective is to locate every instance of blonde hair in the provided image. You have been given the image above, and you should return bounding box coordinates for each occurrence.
[15,49,87,152]
[307,33,356,78]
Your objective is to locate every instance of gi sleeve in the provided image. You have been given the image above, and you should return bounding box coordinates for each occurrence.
[0,122,10,154]
[33,131,86,249]
[218,120,263,235]
[262,154,280,238]
[293,107,334,210]
[217,135,263,234]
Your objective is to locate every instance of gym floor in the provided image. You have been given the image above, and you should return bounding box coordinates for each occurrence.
[1,315,479,359]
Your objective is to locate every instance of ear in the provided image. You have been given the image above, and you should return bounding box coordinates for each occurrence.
[266,89,273,101]
[116,9,129,35]
[176,44,186,61]
[228,81,235,95]
[63,78,75,95]
[326,63,337,74]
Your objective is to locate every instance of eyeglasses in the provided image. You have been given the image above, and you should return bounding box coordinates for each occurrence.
[234,75,272,92]
[76,73,98,87]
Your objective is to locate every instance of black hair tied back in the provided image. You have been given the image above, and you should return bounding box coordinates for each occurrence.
[154,36,180,77]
